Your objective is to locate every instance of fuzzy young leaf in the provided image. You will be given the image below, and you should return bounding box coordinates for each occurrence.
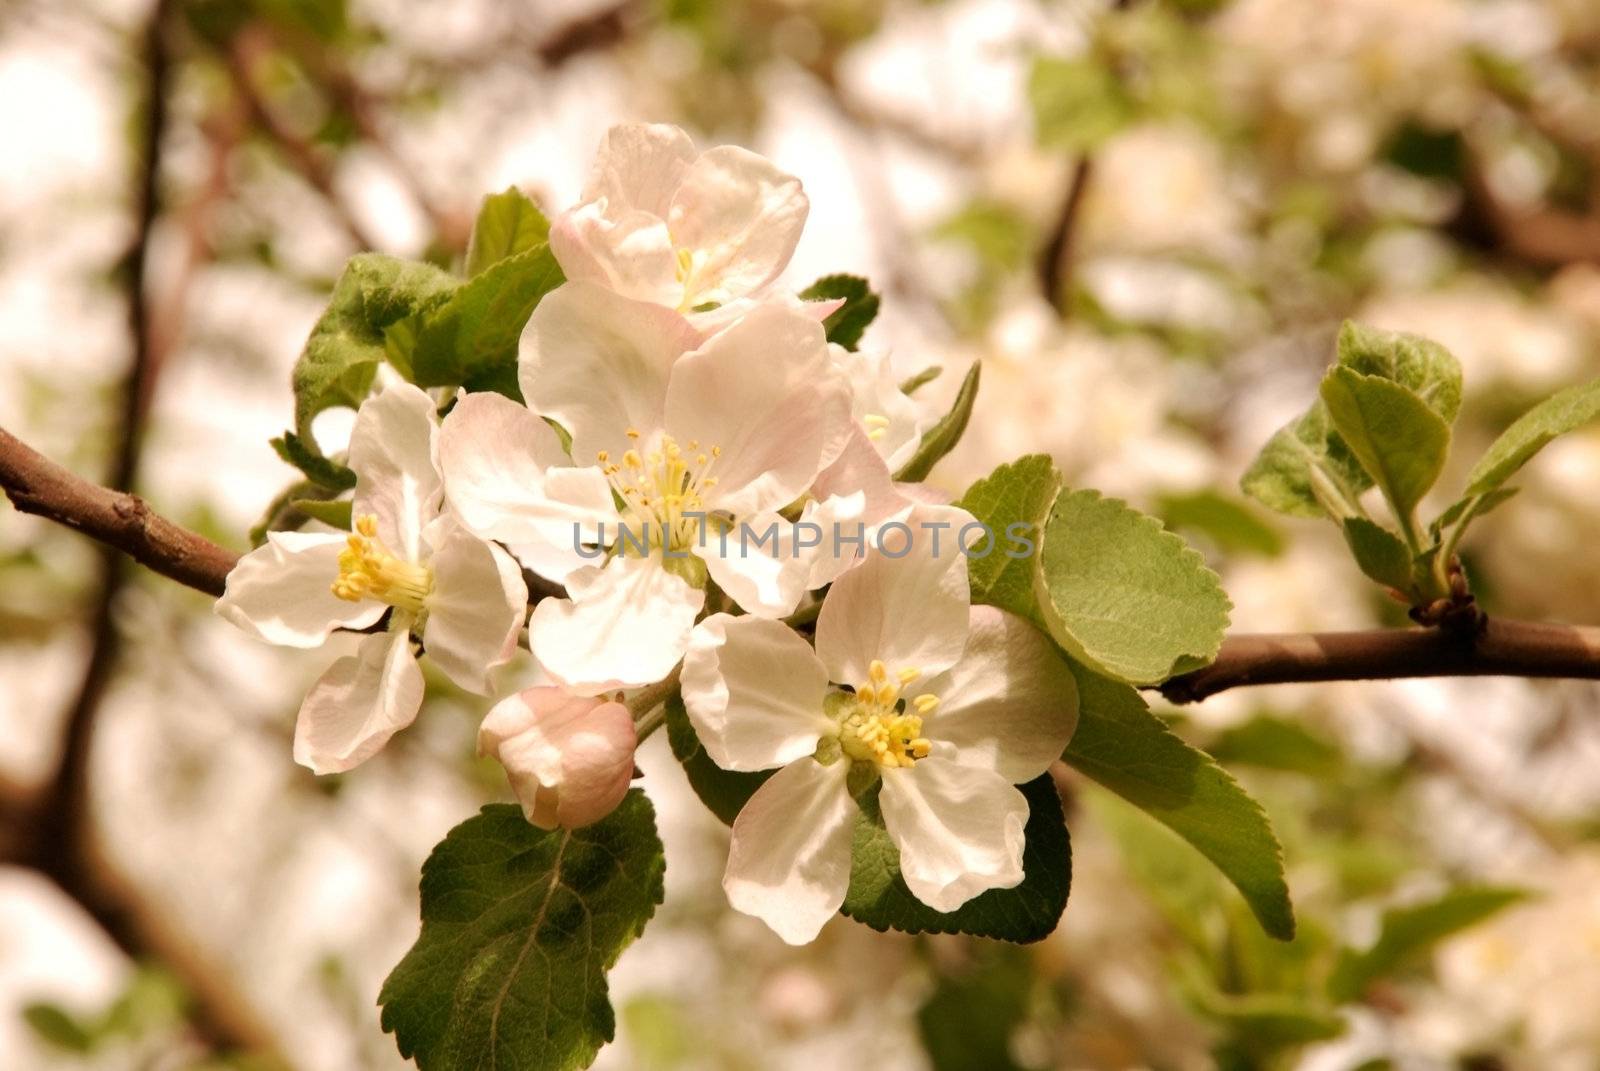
[1241,402,1371,519]
[269,431,356,491]
[292,253,456,444]
[1340,517,1413,591]
[1335,320,1462,423]
[1062,664,1295,940]
[1328,886,1527,1002]
[955,454,1062,618]
[799,273,880,350]
[466,187,551,277]
[1320,367,1449,520]
[1157,490,1285,558]
[1034,490,1231,685]
[1462,378,1600,499]
[289,497,353,531]
[665,694,770,826]
[841,774,1070,942]
[379,795,665,1071]
[394,244,565,398]
[895,361,981,482]
[899,365,942,395]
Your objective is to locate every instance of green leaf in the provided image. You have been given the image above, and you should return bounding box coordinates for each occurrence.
[1335,321,1462,423]
[1061,664,1295,940]
[270,431,356,491]
[290,497,353,530]
[664,693,770,826]
[1240,402,1372,519]
[1157,490,1286,558]
[798,273,880,350]
[1206,715,1343,777]
[1192,990,1345,1049]
[1462,377,1600,498]
[1028,55,1136,152]
[1320,367,1450,520]
[895,362,981,483]
[465,187,551,277]
[394,244,565,398]
[292,253,456,444]
[1328,886,1528,1002]
[1034,489,1231,685]
[841,775,1070,942]
[916,945,1035,1071]
[22,1004,95,1053]
[379,795,666,1071]
[955,454,1062,618]
[1340,517,1413,591]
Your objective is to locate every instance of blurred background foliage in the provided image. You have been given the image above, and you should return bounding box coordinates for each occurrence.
[3,0,1600,1068]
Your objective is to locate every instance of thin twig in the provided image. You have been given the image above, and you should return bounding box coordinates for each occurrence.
[1037,157,1094,315]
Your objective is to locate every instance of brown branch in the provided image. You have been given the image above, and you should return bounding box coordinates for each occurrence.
[1037,157,1095,315]
[1160,618,1600,704]
[1,428,239,597]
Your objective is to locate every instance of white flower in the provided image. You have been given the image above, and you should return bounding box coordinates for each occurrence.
[551,122,809,313]
[438,282,851,695]
[680,507,1079,944]
[216,383,528,773]
[478,687,638,829]
[829,343,924,473]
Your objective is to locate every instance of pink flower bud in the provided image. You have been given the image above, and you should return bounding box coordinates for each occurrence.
[478,687,637,830]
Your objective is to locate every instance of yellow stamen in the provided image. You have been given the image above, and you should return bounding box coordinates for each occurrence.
[330,514,432,614]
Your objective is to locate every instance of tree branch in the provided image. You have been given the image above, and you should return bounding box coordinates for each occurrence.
[1037,157,1094,315]
[1159,619,1600,704]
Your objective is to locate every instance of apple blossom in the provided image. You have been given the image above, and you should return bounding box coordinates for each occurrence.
[439,282,851,695]
[216,383,528,774]
[551,122,809,313]
[477,687,638,830]
[680,506,1080,944]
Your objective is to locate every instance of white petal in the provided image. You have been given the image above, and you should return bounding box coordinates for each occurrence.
[550,205,680,307]
[723,758,856,945]
[526,554,703,694]
[697,511,811,618]
[879,758,1028,913]
[349,382,441,561]
[421,520,528,694]
[479,688,637,830]
[832,345,925,472]
[215,531,385,647]
[664,304,841,517]
[293,628,424,774]
[814,503,973,686]
[681,614,833,772]
[921,607,1080,784]
[519,281,700,464]
[582,122,697,218]
[802,430,916,589]
[668,145,808,305]
[438,391,615,581]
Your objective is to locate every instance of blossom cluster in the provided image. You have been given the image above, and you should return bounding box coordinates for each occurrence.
[216,123,1078,943]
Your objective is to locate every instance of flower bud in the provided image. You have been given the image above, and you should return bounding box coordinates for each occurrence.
[478,687,636,830]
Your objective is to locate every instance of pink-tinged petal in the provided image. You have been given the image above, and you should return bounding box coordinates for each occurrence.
[681,614,833,772]
[664,304,840,517]
[215,531,385,647]
[550,205,680,307]
[519,281,700,464]
[581,122,697,218]
[921,607,1080,784]
[349,382,441,561]
[668,145,808,305]
[438,391,615,581]
[293,628,424,774]
[526,554,703,694]
[420,520,528,694]
[478,687,636,830]
[723,758,856,945]
[831,345,925,472]
[697,511,812,618]
[814,504,973,687]
[801,429,916,589]
[879,758,1029,913]
[681,292,844,336]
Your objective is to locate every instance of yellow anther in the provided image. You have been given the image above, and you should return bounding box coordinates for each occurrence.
[597,450,609,463]
[623,450,642,469]
[626,428,641,440]
[864,414,890,428]
[913,694,939,715]
[897,667,921,685]
[869,660,888,684]
[330,514,432,614]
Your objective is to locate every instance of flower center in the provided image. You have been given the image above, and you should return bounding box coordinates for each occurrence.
[836,659,940,769]
[331,515,433,614]
[597,430,723,555]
